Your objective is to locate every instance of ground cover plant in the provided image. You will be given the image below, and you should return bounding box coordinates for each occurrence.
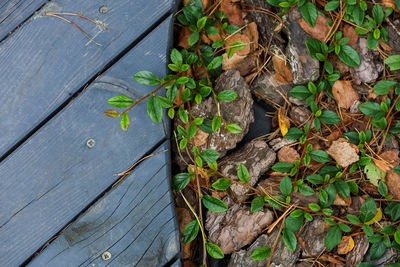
[105,0,400,266]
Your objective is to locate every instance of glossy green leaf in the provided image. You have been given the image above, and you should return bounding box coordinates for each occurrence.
[147,96,163,124]
[183,220,199,243]
[107,95,133,108]
[120,113,130,131]
[251,247,272,260]
[338,44,361,67]
[237,163,250,183]
[173,173,191,191]
[134,70,161,85]
[206,242,224,259]
[200,149,220,162]
[202,195,228,212]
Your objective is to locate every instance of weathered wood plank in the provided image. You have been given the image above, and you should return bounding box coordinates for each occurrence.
[0,17,174,266]
[0,0,47,41]
[28,141,180,267]
[0,0,173,157]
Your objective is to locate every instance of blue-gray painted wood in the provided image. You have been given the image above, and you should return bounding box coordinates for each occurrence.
[0,17,175,266]
[0,0,173,157]
[28,141,180,267]
[0,0,48,41]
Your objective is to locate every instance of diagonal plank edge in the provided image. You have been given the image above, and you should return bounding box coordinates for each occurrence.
[28,141,180,267]
[0,15,176,266]
[0,0,174,158]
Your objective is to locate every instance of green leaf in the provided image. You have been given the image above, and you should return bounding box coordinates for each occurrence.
[384,202,400,221]
[251,247,271,260]
[200,149,220,163]
[299,184,315,196]
[206,242,224,259]
[202,195,228,212]
[147,96,163,124]
[212,39,225,48]
[380,225,395,235]
[359,197,377,222]
[226,123,242,133]
[271,161,294,173]
[290,86,311,99]
[385,55,400,71]
[301,2,318,26]
[367,32,379,50]
[335,180,350,198]
[378,181,388,197]
[363,224,374,236]
[107,95,133,108]
[237,164,250,183]
[120,113,130,131]
[251,196,265,212]
[319,110,341,124]
[173,173,191,190]
[180,138,187,150]
[306,38,322,57]
[283,229,297,251]
[134,70,161,85]
[369,241,386,260]
[196,16,207,29]
[188,31,200,46]
[364,162,386,186]
[183,220,199,243]
[307,174,324,184]
[207,56,223,70]
[325,0,340,11]
[310,150,331,163]
[308,203,321,211]
[170,48,183,66]
[358,102,382,117]
[372,4,384,24]
[285,127,303,140]
[212,178,231,190]
[338,223,351,232]
[187,123,197,140]
[285,216,304,232]
[217,90,237,102]
[178,107,188,124]
[212,116,222,132]
[325,225,342,250]
[338,44,361,67]
[355,263,376,267]
[346,214,361,224]
[395,165,400,175]
[280,176,293,196]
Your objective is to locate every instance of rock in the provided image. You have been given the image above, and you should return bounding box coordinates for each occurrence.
[289,106,310,125]
[297,15,331,42]
[229,230,300,267]
[251,73,291,105]
[364,247,398,266]
[332,80,359,109]
[327,138,359,168]
[176,70,254,168]
[345,234,369,267]
[235,55,258,76]
[351,38,384,85]
[300,216,327,257]
[286,8,320,84]
[269,137,297,152]
[206,196,274,254]
[242,0,286,50]
[218,139,276,202]
[278,145,300,164]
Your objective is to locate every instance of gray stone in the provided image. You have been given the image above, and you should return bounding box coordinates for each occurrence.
[299,216,327,257]
[286,8,320,85]
[269,138,296,152]
[346,234,369,267]
[206,196,274,254]
[351,38,384,85]
[218,139,276,202]
[228,229,300,267]
[251,72,291,106]
[364,247,398,266]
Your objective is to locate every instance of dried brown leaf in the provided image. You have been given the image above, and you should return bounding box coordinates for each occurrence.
[297,15,331,42]
[332,80,359,109]
[272,55,294,84]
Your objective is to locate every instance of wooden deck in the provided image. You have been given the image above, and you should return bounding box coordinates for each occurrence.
[0,1,180,266]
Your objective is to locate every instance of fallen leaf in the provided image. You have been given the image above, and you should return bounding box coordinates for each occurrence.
[176,208,194,259]
[373,158,391,173]
[225,34,251,56]
[368,88,379,99]
[278,146,300,164]
[343,25,358,47]
[327,139,359,168]
[380,150,400,166]
[333,193,352,206]
[193,128,209,146]
[379,40,393,51]
[386,170,400,199]
[174,85,185,106]
[319,254,345,265]
[178,27,192,49]
[220,0,244,27]
[235,55,258,76]
[243,22,259,51]
[364,162,386,186]
[278,108,290,137]
[222,53,246,70]
[332,80,359,109]
[365,208,383,225]
[382,0,399,11]
[338,236,355,254]
[297,15,331,42]
[272,55,294,84]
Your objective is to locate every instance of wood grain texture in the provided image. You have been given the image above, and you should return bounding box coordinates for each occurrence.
[28,141,180,267]
[0,0,48,41]
[0,0,173,157]
[0,17,174,266]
